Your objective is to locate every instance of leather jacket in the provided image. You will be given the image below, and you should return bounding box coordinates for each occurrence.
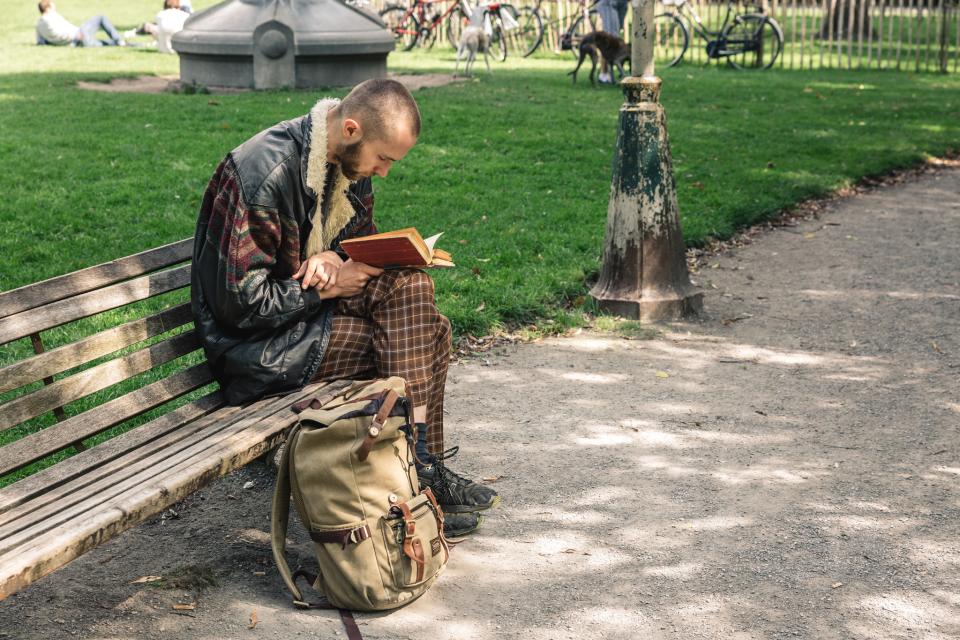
[191,112,372,405]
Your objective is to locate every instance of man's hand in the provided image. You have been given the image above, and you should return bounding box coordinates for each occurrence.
[293,251,343,290]
[318,260,383,298]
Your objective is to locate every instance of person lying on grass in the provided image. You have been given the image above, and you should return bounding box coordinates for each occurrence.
[35,0,126,47]
[191,79,499,537]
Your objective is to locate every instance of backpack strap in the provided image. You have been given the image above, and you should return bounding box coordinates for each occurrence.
[271,425,306,604]
[355,389,400,462]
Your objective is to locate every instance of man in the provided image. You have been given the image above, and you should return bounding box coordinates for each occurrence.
[35,1,125,47]
[191,79,498,536]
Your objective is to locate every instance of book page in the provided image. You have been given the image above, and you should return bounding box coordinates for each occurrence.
[424,232,443,254]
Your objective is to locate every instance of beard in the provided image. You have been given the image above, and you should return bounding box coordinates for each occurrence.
[333,139,365,180]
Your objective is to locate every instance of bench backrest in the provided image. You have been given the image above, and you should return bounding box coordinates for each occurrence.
[0,239,220,484]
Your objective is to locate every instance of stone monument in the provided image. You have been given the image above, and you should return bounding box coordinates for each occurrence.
[172,0,395,90]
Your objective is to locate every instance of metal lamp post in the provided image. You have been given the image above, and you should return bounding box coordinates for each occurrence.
[589,0,702,321]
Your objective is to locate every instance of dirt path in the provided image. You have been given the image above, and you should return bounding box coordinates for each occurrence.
[2,168,958,640]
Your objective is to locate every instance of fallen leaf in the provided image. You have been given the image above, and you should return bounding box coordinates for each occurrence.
[253,571,266,577]
[655,371,670,379]
[803,232,816,239]
[475,302,486,312]
[173,603,196,611]
[249,610,258,629]
[207,99,220,106]
[481,475,500,483]
[563,548,577,554]
[831,582,843,589]
[130,575,163,584]
[931,341,942,353]
[475,258,491,263]
[692,181,705,190]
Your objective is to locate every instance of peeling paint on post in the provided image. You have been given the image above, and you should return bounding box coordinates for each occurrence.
[590,0,702,322]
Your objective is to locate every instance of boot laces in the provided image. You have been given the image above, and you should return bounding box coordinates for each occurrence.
[429,446,462,497]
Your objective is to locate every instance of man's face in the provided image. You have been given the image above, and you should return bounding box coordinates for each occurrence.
[333,121,417,181]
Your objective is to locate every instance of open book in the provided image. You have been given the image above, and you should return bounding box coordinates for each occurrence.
[339,228,455,269]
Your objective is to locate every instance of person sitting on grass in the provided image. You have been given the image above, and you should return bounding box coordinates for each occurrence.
[124,0,191,54]
[191,79,500,538]
[35,0,126,47]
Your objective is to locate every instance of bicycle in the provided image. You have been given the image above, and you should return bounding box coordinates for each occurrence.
[523,0,600,58]
[379,0,469,52]
[380,0,537,62]
[654,0,783,69]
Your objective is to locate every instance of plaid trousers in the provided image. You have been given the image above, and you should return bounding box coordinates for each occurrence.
[313,269,451,454]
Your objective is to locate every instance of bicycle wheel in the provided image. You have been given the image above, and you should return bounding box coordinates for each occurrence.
[501,4,543,58]
[721,14,783,70]
[489,18,508,62]
[380,5,420,51]
[654,13,688,68]
[446,5,468,50]
[565,10,599,58]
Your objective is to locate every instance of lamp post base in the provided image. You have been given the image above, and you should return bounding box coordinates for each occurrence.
[593,290,703,323]
[590,75,701,323]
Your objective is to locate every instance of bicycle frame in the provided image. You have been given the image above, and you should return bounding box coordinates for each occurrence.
[397,0,464,37]
[531,0,598,38]
[667,0,738,41]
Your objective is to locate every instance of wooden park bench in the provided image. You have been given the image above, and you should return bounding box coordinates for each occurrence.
[0,239,350,600]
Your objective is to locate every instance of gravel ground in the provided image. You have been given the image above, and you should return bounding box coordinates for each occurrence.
[1,168,958,640]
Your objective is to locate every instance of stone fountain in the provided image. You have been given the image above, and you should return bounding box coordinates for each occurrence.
[171,0,394,90]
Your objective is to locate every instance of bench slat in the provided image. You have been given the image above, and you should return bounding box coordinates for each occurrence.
[0,363,214,477]
[0,239,192,320]
[0,304,193,395]
[0,330,199,431]
[0,388,246,529]
[0,379,306,536]
[0,392,225,514]
[0,380,344,543]
[0,264,191,346]
[0,380,349,599]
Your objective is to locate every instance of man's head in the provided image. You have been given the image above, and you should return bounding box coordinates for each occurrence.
[38,0,54,14]
[327,78,421,181]
[164,0,181,9]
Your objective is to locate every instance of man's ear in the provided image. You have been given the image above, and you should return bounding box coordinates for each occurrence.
[342,118,362,142]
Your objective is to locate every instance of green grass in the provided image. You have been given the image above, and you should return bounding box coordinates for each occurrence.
[1,1,958,483]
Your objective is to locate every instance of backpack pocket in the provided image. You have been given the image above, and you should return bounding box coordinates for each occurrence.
[380,492,447,589]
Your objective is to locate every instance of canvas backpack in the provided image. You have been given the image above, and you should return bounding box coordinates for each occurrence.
[271,377,450,615]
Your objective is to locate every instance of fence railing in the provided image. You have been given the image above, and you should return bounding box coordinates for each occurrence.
[368,0,959,72]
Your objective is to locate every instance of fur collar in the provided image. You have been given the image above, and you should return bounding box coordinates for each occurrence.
[304,97,357,258]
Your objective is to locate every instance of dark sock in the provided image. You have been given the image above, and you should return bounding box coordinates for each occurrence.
[414,422,433,470]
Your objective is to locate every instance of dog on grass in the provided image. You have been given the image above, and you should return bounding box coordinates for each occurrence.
[454,26,492,77]
[568,31,631,87]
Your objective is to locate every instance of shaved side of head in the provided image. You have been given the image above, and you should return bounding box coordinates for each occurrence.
[338,78,421,142]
